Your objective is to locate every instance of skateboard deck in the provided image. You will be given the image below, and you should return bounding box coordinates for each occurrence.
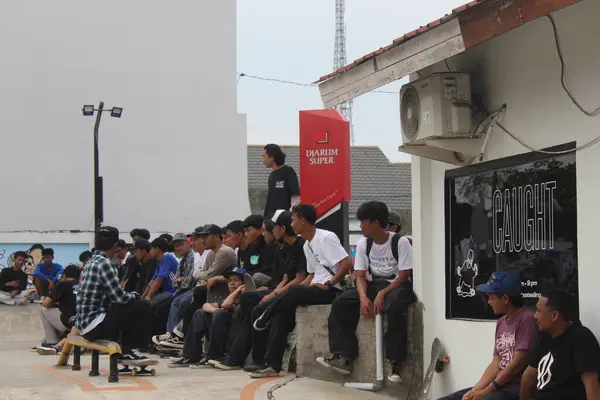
[118,359,159,376]
[419,338,450,400]
[244,274,257,292]
[206,282,229,304]
[156,345,180,358]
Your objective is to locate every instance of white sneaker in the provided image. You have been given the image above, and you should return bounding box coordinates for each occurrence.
[36,346,58,356]
[152,332,173,346]
[159,336,184,349]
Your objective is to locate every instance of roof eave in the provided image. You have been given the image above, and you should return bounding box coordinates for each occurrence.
[316,0,583,109]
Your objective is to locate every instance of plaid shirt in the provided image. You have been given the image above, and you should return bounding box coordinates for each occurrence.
[174,250,196,294]
[75,250,135,332]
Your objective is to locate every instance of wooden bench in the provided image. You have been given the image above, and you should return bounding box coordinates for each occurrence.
[56,335,122,383]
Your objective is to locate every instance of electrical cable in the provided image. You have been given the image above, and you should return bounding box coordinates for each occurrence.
[236,72,397,94]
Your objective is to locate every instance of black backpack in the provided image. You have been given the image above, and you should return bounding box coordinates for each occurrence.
[366,234,412,276]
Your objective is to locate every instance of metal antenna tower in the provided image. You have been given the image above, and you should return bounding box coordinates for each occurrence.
[334,0,354,145]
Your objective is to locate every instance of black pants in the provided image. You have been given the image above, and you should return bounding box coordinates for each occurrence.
[328,282,415,362]
[182,309,213,361]
[150,292,173,337]
[266,285,339,371]
[227,290,273,365]
[180,286,208,335]
[83,299,151,352]
[207,309,233,360]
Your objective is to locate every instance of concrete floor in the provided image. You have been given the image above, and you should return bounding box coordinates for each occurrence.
[0,304,396,400]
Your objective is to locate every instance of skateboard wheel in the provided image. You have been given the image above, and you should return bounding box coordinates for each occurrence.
[150,369,156,376]
[131,368,137,376]
[160,354,165,358]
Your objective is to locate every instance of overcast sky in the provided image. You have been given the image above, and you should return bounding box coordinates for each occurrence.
[237,0,467,162]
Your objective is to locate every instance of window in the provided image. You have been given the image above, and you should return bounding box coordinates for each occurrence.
[445,143,578,320]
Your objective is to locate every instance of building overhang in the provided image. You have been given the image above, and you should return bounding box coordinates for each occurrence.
[315,0,583,109]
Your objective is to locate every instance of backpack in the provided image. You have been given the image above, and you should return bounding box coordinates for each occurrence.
[366,233,412,275]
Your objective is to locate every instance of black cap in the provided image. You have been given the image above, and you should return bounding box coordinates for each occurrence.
[98,226,120,242]
[193,224,222,237]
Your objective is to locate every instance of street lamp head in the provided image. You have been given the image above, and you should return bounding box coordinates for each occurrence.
[82,105,95,116]
[110,107,123,118]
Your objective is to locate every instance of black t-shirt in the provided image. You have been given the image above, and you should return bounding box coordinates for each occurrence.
[0,267,27,294]
[51,279,78,317]
[238,236,268,275]
[135,259,158,294]
[529,323,600,399]
[270,237,307,287]
[264,165,300,218]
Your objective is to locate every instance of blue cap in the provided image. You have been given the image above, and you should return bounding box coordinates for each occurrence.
[476,272,521,296]
[223,267,247,278]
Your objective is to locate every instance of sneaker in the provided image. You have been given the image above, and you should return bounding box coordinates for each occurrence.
[387,361,402,383]
[121,349,148,362]
[253,306,274,331]
[36,346,58,356]
[31,342,54,352]
[152,332,173,346]
[168,357,195,368]
[249,365,280,378]
[189,356,210,369]
[316,354,352,375]
[159,336,184,349]
[214,356,242,371]
[243,363,266,373]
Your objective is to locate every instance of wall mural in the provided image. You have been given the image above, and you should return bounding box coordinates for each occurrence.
[0,243,90,284]
[445,144,577,320]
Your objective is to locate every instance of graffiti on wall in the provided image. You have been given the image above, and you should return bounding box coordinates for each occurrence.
[0,243,91,276]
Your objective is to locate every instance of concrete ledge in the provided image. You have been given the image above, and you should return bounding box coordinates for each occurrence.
[295,303,423,398]
[0,304,43,347]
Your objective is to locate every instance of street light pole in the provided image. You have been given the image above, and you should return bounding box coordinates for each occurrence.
[93,102,104,238]
[82,102,123,239]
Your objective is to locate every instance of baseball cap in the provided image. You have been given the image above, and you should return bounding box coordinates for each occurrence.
[193,224,222,237]
[389,210,402,227]
[223,267,247,278]
[271,209,287,223]
[134,239,151,251]
[476,271,521,296]
[170,233,188,245]
[97,226,119,242]
[274,211,292,227]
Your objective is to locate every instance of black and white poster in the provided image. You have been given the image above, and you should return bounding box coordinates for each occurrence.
[445,144,578,320]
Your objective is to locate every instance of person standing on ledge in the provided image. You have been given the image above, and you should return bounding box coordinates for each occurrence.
[262,144,300,219]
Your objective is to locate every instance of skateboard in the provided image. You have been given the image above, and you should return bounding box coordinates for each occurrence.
[156,345,181,359]
[419,338,450,400]
[243,273,257,292]
[206,282,229,304]
[118,358,159,376]
[281,326,297,373]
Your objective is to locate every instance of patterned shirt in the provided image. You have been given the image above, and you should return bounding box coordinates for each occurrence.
[175,250,197,294]
[75,250,135,332]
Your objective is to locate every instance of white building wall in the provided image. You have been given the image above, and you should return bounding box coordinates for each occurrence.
[412,1,600,397]
[0,0,249,242]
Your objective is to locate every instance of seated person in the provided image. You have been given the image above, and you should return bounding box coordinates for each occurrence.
[36,265,81,355]
[75,226,151,361]
[520,289,600,400]
[318,201,415,381]
[165,233,203,333]
[438,272,538,400]
[169,267,246,367]
[0,251,28,305]
[78,251,92,269]
[153,224,236,348]
[247,204,352,378]
[33,248,64,298]
[214,210,307,371]
[226,217,270,287]
[144,238,179,337]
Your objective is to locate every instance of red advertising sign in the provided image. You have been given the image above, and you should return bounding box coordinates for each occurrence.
[299,109,351,218]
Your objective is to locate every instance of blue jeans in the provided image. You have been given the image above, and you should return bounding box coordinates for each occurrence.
[167,290,194,332]
[438,388,519,400]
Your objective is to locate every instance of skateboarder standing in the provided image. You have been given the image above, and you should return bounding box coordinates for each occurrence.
[317,201,415,382]
[438,272,537,400]
[75,226,151,361]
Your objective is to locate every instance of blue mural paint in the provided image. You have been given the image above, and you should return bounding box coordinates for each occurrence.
[0,243,90,271]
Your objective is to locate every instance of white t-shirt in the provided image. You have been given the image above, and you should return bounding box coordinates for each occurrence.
[193,250,212,279]
[303,229,349,286]
[354,233,413,282]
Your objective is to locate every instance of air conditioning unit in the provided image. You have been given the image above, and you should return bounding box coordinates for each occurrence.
[400,73,472,143]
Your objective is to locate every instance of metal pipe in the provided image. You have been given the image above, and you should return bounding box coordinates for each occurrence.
[93,101,104,237]
[344,313,384,391]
